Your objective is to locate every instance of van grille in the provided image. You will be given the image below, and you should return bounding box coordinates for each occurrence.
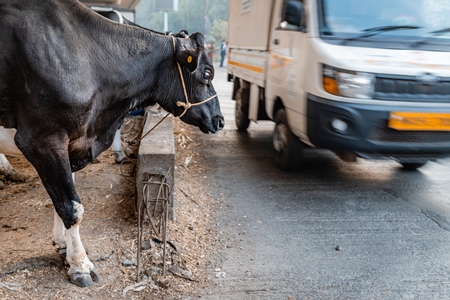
[374,74,450,102]
[368,121,450,143]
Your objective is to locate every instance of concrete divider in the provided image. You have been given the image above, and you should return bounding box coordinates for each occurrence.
[136,111,174,221]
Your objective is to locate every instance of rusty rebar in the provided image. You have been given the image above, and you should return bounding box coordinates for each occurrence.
[136,169,171,282]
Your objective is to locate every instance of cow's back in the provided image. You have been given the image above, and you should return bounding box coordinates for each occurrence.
[0,0,128,129]
[1,1,96,93]
[0,0,155,106]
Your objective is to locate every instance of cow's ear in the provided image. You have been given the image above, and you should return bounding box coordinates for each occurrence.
[176,30,189,38]
[176,49,200,72]
[175,33,205,73]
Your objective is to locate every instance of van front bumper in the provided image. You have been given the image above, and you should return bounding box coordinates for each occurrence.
[306,94,450,161]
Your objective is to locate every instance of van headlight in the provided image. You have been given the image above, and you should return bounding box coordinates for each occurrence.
[322,64,375,99]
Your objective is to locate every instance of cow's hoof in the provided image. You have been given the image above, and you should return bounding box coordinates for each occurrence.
[70,272,94,287]
[6,170,27,182]
[55,246,67,255]
[91,269,101,282]
[90,158,101,164]
[113,151,127,164]
[56,246,89,255]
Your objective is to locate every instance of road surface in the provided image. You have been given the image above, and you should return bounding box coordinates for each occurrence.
[197,64,450,300]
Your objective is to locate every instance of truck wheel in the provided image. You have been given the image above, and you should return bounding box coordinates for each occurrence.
[400,162,427,170]
[273,109,302,171]
[235,87,250,131]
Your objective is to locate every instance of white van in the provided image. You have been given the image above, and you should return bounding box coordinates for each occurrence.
[227,0,450,170]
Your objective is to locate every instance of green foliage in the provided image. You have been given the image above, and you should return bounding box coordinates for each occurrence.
[135,0,228,47]
[208,19,227,42]
[206,19,228,61]
[177,0,205,34]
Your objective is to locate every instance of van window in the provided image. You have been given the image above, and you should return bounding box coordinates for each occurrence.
[280,0,305,30]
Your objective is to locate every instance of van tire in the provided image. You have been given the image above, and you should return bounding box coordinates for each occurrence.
[235,87,250,131]
[273,108,302,171]
[400,161,427,170]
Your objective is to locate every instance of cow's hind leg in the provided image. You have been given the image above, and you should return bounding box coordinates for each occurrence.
[111,129,126,163]
[52,173,76,252]
[53,209,67,251]
[16,134,98,287]
[0,154,27,182]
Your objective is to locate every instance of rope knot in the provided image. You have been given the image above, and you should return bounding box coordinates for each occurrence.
[176,101,191,109]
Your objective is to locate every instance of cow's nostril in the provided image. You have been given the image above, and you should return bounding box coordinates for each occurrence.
[218,118,225,130]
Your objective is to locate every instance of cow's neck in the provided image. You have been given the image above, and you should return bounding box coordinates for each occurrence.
[69,8,179,163]
[73,3,177,113]
[93,26,175,108]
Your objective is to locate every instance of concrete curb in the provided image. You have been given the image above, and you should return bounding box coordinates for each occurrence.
[136,111,175,221]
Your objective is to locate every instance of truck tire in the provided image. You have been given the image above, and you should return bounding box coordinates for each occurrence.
[400,161,427,170]
[273,108,302,171]
[235,87,251,131]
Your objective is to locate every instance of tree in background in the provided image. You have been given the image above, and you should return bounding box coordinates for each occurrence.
[135,0,228,62]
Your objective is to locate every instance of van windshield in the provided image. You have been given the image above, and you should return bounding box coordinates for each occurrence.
[319,0,450,50]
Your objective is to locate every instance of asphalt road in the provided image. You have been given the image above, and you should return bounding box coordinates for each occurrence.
[198,64,450,300]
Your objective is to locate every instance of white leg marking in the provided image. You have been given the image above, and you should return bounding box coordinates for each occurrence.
[53,209,66,248]
[53,174,76,248]
[111,129,127,163]
[111,129,123,153]
[66,202,94,276]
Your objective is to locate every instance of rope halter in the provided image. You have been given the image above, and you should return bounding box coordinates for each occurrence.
[170,35,217,118]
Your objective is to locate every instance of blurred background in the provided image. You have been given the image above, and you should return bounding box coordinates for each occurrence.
[136,0,229,63]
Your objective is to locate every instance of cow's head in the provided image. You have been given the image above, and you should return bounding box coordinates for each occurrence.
[170,32,224,134]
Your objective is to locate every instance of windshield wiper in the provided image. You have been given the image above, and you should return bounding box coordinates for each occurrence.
[411,27,450,47]
[342,25,422,44]
[428,27,450,35]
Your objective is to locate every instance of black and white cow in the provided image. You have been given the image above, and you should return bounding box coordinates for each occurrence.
[0,0,224,287]
[0,8,138,183]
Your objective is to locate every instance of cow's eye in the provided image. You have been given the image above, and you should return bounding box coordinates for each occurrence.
[203,71,211,81]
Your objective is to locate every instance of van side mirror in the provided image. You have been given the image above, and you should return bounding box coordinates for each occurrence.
[283,0,303,27]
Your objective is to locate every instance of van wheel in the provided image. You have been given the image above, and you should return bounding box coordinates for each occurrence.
[273,109,302,171]
[400,162,427,170]
[235,87,250,131]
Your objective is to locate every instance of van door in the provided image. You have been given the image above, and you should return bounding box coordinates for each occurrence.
[266,0,309,139]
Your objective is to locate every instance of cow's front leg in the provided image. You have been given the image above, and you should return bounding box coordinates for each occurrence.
[17,135,98,287]
[65,202,100,286]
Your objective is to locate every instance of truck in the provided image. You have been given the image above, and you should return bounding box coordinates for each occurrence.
[227,0,450,170]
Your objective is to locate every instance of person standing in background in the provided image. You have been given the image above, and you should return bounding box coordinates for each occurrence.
[207,42,214,61]
[220,40,226,67]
